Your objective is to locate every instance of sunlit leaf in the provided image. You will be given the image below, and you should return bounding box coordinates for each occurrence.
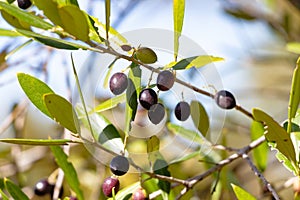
[103,58,118,89]
[291,132,300,163]
[190,100,209,137]
[17,29,89,50]
[93,94,126,113]
[0,189,9,200]
[0,2,53,30]
[1,10,30,30]
[33,0,63,26]
[0,138,78,145]
[287,57,300,133]
[287,42,300,54]
[107,182,140,200]
[173,0,185,61]
[231,184,257,200]
[251,120,268,171]
[17,73,54,117]
[167,123,205,145]
[87,15,105,43]
[0,28,21,37]
[141,174,163,200]
[56,0,79,7]
[253,108,298,174]
[76,104,124,154]
[44,93,80,134]
[105,0,110,41]
[50,146,84,200]
[58,5,89,41]
[4,178,29,200]
[92,16,127,44]
[147,136,164,165]
[172,55,224,70]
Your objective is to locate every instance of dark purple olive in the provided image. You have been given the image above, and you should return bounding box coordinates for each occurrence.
[102,176,120,197]
[110,155,129,176]
[156,70,175,91]
[17,0,32,9]
[139,88,158,110]
[175,101,190,121]
[148,103,165,124]
[109,72,128,95]
[34,179,54,196]
[214,90,236,109]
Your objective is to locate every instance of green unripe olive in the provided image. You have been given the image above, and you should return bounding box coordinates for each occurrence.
[135,47,157,64]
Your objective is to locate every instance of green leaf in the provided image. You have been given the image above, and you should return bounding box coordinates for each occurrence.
[287,58,300,133]
[93,93,126,113]
[4,178,29,200]
[141,174,163,200]
[173,0,185,61]
[1,10,30,30]
[253,108,298,174]
[103,58,118,89]
[231,184,257,200]
[153,159,171,194]
[287,42,300,54]
[76,104,124,154]
[105,0,110,41]
[16,29,89,50]
[87,14,105,43]
[44,93,80,134]
[33,0,63,26]
[50,146,84,200]
[291,132,300,163]
[92,16,127,44]
[167,123,206,145]
[190,100,209,137]
[58,5,89,41]
[124,63,141,136]
[0,2,53,30]
[107,182,140,200]
[0,138,78,145]
[17,73,54,117]
[56,0,79,7]
[0,189,9,200]
[147,136,164,165]
[172,55,224,70]
[251,120,268,171]
[0,28,21,37]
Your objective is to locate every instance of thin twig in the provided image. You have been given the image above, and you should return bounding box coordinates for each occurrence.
[242,154,280,200]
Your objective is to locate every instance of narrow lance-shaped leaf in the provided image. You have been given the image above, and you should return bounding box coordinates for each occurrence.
[0,189,9,200]
[93,93,126,113]
[0,138,78,146]
[172,55,224,70]
[251,120,268,171]
[17,73,54,117]
[124,63,141,136]
[190,100,209,137]
[1,10,31,30]
[173,0,185,61]
[33,0,63,26]
[287,57,300,133]
[107,182,140,200]
[231,184,256,200]
[17,29,89,50]
[44,93,80,134]
[4,178,29,200]
[0,2,53,30]
[50,146,84,200]
[253,108,298,174]
[105,0,111,41]
[153,159,171,194]
[58,5,89,41]
[0,28,21,37]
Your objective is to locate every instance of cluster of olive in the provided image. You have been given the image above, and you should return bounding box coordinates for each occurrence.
[109,69,193,124]
[33,179,77,199]
[102,155,148,199]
